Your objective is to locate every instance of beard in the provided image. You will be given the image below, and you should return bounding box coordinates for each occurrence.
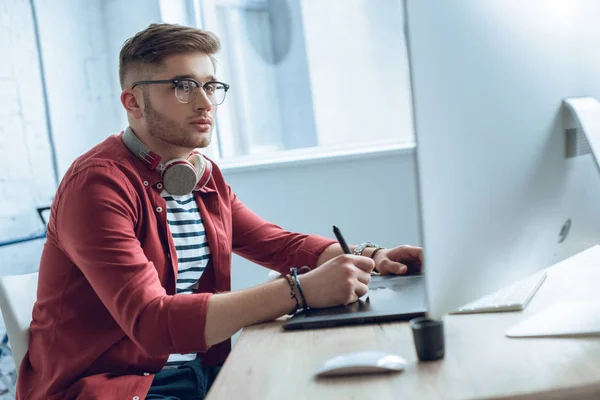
[143,92,212,149]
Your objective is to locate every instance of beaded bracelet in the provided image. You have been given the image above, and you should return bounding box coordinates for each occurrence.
[284,275,301,315]
[290,267,308,310]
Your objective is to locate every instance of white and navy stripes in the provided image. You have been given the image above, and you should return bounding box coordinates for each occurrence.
[161,191,211,368]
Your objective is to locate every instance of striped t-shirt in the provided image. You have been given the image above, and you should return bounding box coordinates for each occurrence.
[161,191,211,368]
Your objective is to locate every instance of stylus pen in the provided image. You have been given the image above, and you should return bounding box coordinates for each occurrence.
[333,225,352,254]
[334,225,370,302]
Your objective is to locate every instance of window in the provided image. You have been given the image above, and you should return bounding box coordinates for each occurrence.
[194,0,414,159]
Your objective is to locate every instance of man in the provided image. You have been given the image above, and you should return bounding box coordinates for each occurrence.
[17,23,422,399]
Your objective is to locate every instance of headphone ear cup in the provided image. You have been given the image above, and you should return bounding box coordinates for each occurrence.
[162,158,198,196]
[188,152,213,191]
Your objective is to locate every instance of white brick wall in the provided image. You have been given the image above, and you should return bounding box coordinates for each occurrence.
[0,0,123,276]
[0,0,55,276]
[34,0,120,177]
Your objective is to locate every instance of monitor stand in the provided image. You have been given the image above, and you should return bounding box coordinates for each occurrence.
[564,97,600,168]
[506,301,600,338]
[506,97,600,338]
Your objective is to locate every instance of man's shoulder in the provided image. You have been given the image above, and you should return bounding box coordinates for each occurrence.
[70,133,132,171]
[58,133,142,194]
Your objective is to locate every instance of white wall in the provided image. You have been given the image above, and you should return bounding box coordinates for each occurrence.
[34,0,120,178]
[221,147,421,291]
[102,0,163,130]
[0,0,56,276]
[300,0,413,147]
[0,0,134,275]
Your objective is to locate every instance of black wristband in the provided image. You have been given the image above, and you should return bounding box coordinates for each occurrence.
[290,267,308,310]
[370,247,385,273]
[370,247,384,259]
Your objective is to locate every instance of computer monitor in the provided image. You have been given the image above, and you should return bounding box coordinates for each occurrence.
[404,0,600,318]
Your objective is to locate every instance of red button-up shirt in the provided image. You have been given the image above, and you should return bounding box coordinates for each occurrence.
[17,133,336,399]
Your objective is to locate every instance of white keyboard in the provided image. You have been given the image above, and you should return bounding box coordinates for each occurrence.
[453,270,547,314]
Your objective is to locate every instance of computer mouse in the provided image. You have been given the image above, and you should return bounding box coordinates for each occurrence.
[314,351,407,377]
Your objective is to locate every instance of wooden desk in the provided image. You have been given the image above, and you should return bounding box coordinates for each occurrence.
[207,246,600,400]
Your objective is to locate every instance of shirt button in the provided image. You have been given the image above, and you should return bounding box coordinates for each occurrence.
[143,181,149,186]
[157,183,163,189]
[143,372,150,376]
[133,397,140,400]
[156,206,163,213]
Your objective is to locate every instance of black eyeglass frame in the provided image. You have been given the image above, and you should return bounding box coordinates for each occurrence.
[131,78,230,105]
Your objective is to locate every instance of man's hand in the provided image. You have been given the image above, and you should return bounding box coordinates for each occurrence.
[372,245,423,275]
[299,254,374,308]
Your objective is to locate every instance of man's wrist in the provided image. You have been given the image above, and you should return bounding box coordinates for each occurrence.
[354,242,381,257]
[362,247,380,258]
[373,247,386,257]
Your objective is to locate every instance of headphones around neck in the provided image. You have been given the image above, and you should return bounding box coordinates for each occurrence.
[122,127,213,196]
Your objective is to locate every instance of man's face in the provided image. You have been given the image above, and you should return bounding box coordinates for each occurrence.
[141,52,217,150]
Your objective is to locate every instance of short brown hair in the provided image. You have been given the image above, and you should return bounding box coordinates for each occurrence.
[119,23,220,89]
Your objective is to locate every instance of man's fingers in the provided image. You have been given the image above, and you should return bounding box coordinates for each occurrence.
[350,255,375,273]
[344,281,369,304]
[356,269,371,285]
[386,246,424,273]
[379,260,407,275]
[411,246,424,265]
[391,262,408,275]
[396,245,423,261]
[354,281,369,298]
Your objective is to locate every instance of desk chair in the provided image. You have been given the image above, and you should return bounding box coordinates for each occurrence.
[266,270,281,282]
[0,272,39,393]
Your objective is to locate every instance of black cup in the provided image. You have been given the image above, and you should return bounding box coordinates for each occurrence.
[409,317,445,361]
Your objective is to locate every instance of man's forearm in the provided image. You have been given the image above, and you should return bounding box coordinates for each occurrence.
[204,277,296,346]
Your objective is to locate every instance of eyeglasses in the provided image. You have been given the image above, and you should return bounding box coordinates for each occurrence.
[131,78,230,106]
